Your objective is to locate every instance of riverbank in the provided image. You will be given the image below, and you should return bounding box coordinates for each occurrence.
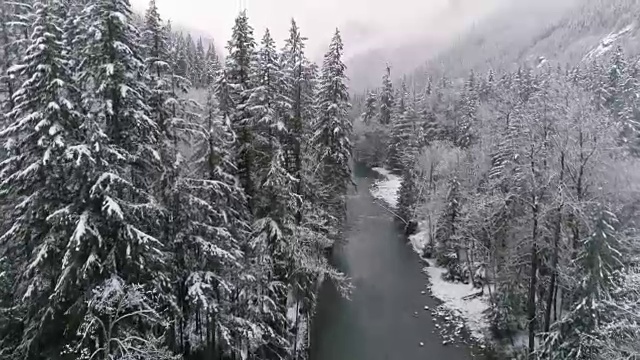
[369,168,492,344]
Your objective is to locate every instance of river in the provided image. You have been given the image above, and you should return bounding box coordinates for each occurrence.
[309,165,481,360]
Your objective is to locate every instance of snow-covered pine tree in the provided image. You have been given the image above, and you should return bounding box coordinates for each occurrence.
[203,42,220,86]
[142,1,207,355]
[355,89,389,167]
[454,70,478,149]
[193,37,205,88]
[143,0,172,132]
[174,32,188,78]
[246,28,295,358]
[603,45,628,123]
[362,90,377,125]
[541,209,624,360]
[397,165,418,225]
[379,64,394,126]
[178,85,274,359]
[225,10,258,211]
[434,177,461,267]
[418,97,438,149]
[184,33,196,83]
[387,79,417,172]
[251,29,288,206]
[215,66,234,120]
[281,19,308,215]
[0,0,20,115]
[601,46,640,156]
[0,0,39,354]
[4,0,32,59]
[0,0,85,356]
[63,0,173,356]
[313,28,352,225]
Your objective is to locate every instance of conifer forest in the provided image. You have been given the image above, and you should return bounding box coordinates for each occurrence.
[3,0,640,359]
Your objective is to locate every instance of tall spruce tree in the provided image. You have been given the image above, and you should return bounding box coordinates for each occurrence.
[541,209,624,359]
[387,79,417,172]
[362,91,377,125]
[379,64,394,125]
[193,37,205,87]
[0,1,83,356]
[225,11,258,210]
[313,29,352,225]
[204,42,220,86]
[281,19,307,215]
[0,0,20,115]
[67,0,171,356]
[184,33,196,83]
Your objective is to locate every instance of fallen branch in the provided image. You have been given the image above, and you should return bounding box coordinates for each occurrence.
[373,199,408,225]
[462,291,484,301]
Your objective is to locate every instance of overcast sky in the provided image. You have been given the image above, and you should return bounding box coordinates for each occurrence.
[130,0,507,59]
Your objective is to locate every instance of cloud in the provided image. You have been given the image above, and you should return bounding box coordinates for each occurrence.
[130,0,509,58]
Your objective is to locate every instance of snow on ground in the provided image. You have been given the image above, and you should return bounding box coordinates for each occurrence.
[408,221,429,255]
[411,220,491,341]
[421,260,490,341]
[584,23,634,60]
[370,167,402,208]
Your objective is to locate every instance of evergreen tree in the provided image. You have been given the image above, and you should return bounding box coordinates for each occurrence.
[541,209,624,360]
[379,64,394,125]
[435,177,461,266]
[184,33,196,83]
[0,0,20,115]
[247,29,296,358]
[387,79,417,172]
[281,19,308,210]
[179,87,271,358]
[142,1,204,355]
[203,42,220,86]
[313,29,352,225]
[397,166,418,224]
[362,90,377,125]
[251,28,289,214]
[225,11,258,210]
[193,37,205,87]
[454,70,478,149]
[143,0,172,131]
[174,32,188,78]
[0,1,83,356]
[66,0,171,356]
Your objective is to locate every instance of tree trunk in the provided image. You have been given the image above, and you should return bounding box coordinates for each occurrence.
[543,211,560,333]
[527,200,539,358]
[544,153,563,333]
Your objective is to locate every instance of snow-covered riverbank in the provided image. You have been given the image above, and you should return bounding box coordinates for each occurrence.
[370,168,491,342]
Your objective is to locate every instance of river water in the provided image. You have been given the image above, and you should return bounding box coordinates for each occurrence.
[309,165,479,360]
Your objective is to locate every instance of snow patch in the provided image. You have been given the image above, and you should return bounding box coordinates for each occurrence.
[411,222,491,341]
[422,259,490,341]
[584,23,635,60]
[536,56,547,68]
[370,167,401,208]
[409,222,430,254]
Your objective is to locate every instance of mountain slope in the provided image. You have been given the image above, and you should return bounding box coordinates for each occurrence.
[349,0,640,90]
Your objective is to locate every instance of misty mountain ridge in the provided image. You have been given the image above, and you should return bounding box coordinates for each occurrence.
[347,0,640,91]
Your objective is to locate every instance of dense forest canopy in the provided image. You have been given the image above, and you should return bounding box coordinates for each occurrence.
[0,0,353,359]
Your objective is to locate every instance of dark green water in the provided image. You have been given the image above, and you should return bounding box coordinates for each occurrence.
[309,165,478,360]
